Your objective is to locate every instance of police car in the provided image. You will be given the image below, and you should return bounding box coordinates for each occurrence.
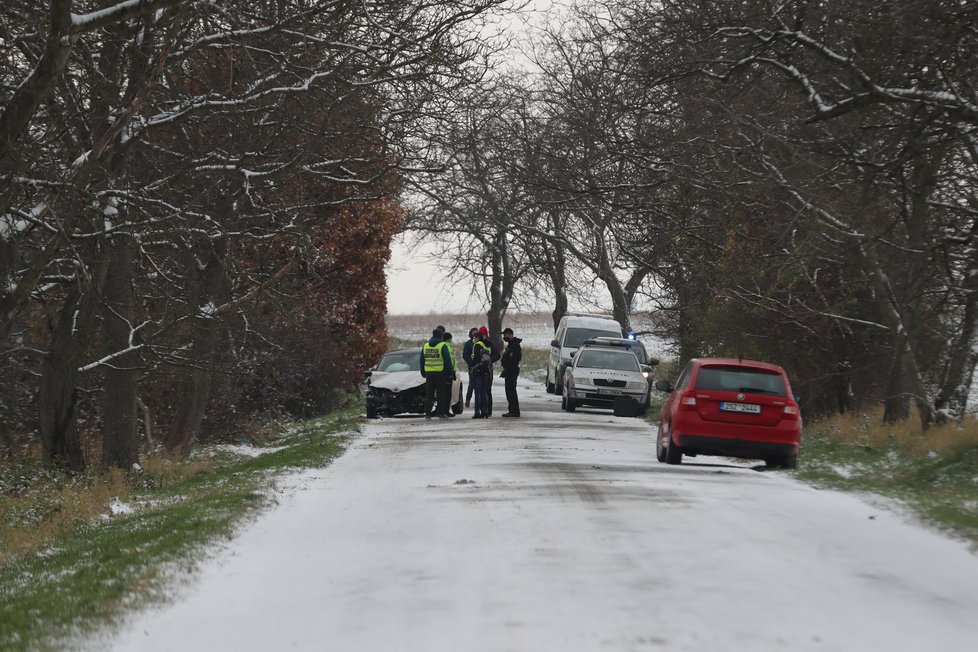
[560,337,657,414]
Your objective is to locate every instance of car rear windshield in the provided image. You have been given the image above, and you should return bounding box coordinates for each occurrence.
[694,365,786,396]
[564,327,622,348]
[379,351,421,372]
[576,350,640,372]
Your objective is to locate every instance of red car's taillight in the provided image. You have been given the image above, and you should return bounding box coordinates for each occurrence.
[679,392,697,408]
[783,405,801,419]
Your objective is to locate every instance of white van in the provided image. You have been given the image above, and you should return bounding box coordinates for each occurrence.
[545,314,624,393]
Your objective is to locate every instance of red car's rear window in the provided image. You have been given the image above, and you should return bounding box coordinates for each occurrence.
[694,365,786,397]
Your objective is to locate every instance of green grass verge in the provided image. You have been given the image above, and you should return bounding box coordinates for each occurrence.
[795,426,978,549]
[0,408,358,652]
[519,345,550,376]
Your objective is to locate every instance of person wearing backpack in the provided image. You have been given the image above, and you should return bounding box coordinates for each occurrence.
[478,326,501,416]
[462,327,479,407]
[470,331,494,418]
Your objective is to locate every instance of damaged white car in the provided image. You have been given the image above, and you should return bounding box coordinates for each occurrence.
[361,348,464,418]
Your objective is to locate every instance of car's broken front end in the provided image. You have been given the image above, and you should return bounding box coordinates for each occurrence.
[366,383,425,417]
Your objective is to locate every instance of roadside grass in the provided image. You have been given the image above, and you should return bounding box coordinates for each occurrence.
[0,408,358,652]
[520,345,551,379]
[796,409,978,548]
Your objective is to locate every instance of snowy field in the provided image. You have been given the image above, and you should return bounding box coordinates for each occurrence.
[386,312,669,354]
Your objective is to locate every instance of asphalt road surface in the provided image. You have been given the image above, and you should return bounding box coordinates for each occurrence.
[104,376,978,652]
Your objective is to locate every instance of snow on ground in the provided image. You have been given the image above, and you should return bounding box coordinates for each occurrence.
[98,375,978,652]
[209,443,287,458]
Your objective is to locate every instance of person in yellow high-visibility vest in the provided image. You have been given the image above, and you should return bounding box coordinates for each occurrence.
[420,327,455,419]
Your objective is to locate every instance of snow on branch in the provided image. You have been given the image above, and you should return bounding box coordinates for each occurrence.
[71,0,186,33]
[715,26,978,125]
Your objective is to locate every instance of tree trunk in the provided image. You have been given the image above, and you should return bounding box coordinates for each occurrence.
[0,0,74,162]
[675,273,698,365]
[40,285,87,470]
[597,258,631,332]
[551,289,568,333]
[165,241,231,457]
[101,233,139,469]
[39,257,107,469]
[542,210,569,331]
[856,238,933,429]
[545,248,568,332]
[592,228,638,332]
[934,281,978,423]
[486,228,513,343]
[882,344,910,423]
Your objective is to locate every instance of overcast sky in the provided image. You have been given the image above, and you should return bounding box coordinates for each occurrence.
[386,234,473,314]
[385,0,559,315]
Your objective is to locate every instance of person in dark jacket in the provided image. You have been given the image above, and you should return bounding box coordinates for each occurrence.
[500,327,522,417]
[441,331,458,416]
[462,327,479,407]
[420,328,454,419]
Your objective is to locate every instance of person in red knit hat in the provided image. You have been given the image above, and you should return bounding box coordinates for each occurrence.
[478,326,501,415]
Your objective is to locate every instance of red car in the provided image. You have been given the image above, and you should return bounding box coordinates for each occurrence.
[654,358,802,468]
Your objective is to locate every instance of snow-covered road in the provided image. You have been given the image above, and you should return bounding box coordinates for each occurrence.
[104,377,978,651]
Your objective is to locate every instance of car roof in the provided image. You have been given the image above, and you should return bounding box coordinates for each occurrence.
[691,358,786,373]
[582,337,645,348]
[578,347,636,357]
[384,347,422,355]
[561,315,622,329]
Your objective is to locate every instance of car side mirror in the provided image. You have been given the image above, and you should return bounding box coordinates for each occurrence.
[647,356,660,366]
[550,339,560,348]
[654,379,672,393]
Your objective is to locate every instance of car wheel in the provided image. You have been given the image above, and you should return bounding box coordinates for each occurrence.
[565,389,577,412]
[665,432,682,465]
[765,454,798,470]
[366,404,378,419]
[451,381,464,414]
[655,428,667,462]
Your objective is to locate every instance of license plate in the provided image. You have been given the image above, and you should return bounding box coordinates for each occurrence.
[720,401,761,414]
[596,388,622,396]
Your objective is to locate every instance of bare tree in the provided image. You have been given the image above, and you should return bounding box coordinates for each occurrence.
[1,0,510,465]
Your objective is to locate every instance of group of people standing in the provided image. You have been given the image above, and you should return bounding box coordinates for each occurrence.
[419,324,522,420]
